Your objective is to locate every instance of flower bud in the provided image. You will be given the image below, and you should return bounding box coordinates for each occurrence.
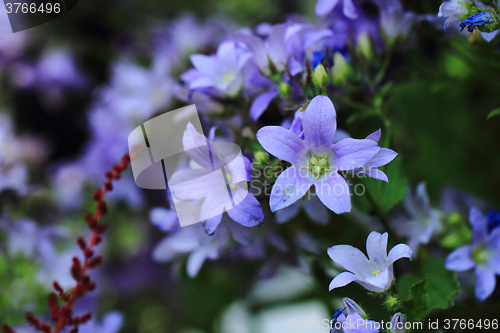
[313,64,329,86]
[279,81,291,96]
[343,298,366,317]
[331,52,351,85]
[254,151,268,164]
[357,33,372,60]
[390,313,406,333]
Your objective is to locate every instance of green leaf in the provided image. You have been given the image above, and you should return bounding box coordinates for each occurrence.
[487,108,500,119]
[401,279,429,322]
[421,258,460,312]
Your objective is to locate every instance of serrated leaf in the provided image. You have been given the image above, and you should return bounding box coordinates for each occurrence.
[401,278,429,322]
[487,108,500,119]
[421,258,460,312]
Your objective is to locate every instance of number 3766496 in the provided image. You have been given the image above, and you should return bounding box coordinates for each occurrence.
[5,2,61,14]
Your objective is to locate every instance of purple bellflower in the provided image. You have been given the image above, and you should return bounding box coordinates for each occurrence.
[445,207,500,300]
[392,182,443,254]
[330,312,379,333]
[438,0,468,31]
[189,41,252,96]
[169,123,263,234]
[328,231,412,292]
[256,95,396,214]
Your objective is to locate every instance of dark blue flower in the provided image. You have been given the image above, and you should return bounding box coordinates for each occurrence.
[460,12,494,33]
[487,209,500,233]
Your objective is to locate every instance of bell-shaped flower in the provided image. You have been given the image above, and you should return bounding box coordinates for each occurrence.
[328,231,412,292]
[445,207,500,300]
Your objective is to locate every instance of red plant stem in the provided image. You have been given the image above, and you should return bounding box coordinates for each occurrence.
[2,154,131,333]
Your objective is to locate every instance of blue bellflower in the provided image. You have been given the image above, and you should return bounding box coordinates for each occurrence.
[257,95,396,214]
[445,207,500,300]
[460,12,494,33]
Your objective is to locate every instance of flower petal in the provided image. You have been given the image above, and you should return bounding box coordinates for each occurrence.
[343,0,358,19]
[182,122,214,168]
[250,89,278,121]
[387,243,413,264]
[367,148,398,168]
[315,0,340,17]
[329,271,358,290]
[303,196,330,225]
[361,168,388,182]
[334,138,379,171]
[470,207,488,243]
[226,193,263,227]
[365,129,381,142]
[203,214,223,235]
[303,95,337,148]
[275,203,300,223]
[270,166,312,212]
[316,173,351,214]
[256,126,305,164]
[327,244,371,277]
[366,231,389,264]
[475,268,496,301]
[445,245,475,271]
[364,266,392,291]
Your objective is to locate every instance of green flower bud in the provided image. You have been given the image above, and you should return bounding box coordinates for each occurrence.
[279,81,291,96]
[331,52,351,85]
[313,64,329,86]
[254,151,268,164]
[385,295,399,310]
[357,33,372,60]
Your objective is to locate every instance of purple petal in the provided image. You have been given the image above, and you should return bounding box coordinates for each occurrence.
[182,123,214,168]
[303,95,337,148]
[315,0,340,17]
[481,30,498,43]
[365,129,381,142]
[187,248,218,277]
[225,154,251,183]
[316,173,351,214]
[367,148,398,168]
[217,41,238,67]
[329,271,358,290]
[234,34,270,74]
[270,166,312,212]
[334,138,379,171]
[275,203,300,223]
[256,126,305,164]
[475,268,496,301]
[360,168,389,182]
[327,244,371,277]
[203,214,223,235]
[228,221,252,245]
[364,266,392,291]
[227,193,263,227]
[388,243,413,264]
[445,245,475,271]
[343,0,358,19]
[150,207,178,232]
[366,231,389,264]
[267,24,288,71]
[470,207,488,243]
[250,89,278,121]
[303,196,330,225]
[288,57,304,76]
[190,54,218,78]
[169,169,217,200]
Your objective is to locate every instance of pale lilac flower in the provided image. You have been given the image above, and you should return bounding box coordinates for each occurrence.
[169,123,263,234]
[328,231,412,292]
[438,0,468,31]
[330,312,379,333]
[445,207,500,300]
[257,95,395,214]
[316,0,358,19]
[189,41,252,96]
[392,182,443,253]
